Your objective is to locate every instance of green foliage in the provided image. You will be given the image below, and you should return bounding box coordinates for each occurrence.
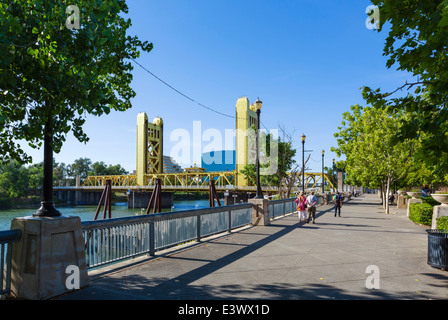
[240,164,257,186]
[421,196,440,207]
[0,160,31,198]
[67,157,92,182]
[89,161,128,176]
[28,162,44,193]
[409,203,433,226]
[240,131,296,193]
[366,0,448,106]
[332,105,419,190]
[362,0,448,180]
[0,0,153,164]
[436,216,448,230]
[0,157,128,206]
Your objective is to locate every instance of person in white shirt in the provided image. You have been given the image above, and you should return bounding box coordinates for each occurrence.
[306,191,318,224]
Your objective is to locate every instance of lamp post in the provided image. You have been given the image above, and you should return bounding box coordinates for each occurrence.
[34,119,62,217]
[301,134,306,193]
[321,150,325,193]
[332,158,336,192]
[254,98,263,199]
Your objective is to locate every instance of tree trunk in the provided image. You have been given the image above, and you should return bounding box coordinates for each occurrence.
[379,185,384,208]
[385,176,391,214]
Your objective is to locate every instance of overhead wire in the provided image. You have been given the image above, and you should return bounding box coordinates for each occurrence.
[131,58,271,133]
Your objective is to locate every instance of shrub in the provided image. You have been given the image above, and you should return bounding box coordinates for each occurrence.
[409,203,433,226]
[421,196,439,207]
[437,216,448,230]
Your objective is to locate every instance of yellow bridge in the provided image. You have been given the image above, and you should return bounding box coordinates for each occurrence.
[82,171,335,193]
[81,97,336,195]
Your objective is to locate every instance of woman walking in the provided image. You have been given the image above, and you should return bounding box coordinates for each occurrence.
[295,192,308,222]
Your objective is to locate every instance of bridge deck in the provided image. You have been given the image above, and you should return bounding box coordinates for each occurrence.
[56,194,447,301]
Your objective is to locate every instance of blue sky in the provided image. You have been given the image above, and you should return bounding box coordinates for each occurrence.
[23,0,414,173]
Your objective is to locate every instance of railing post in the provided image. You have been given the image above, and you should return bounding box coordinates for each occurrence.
[248,198,270,226]
[149,220,155,256]
[196,214,201,242]
[9,217,88,300]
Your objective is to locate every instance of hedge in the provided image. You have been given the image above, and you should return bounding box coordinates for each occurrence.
[437,216,448,230]
[409,203,433,226]
[421,196,440,207]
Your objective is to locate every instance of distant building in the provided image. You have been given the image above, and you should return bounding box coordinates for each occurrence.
[184,162,206,173]
[201,150,236,172]
[163,156,183,173]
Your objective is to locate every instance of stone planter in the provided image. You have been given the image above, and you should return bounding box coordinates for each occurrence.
[431,194,448,206]
[431,194,448,230]
[407,191,423,199]
[397,190,406,195]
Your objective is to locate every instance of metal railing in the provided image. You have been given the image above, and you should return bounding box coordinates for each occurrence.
[269,198,296,219]
[81,203,254,269]
[1,230,21,298]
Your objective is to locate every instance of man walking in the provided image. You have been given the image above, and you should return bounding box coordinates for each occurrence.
[334,192,343,217]
[306,191,318,224]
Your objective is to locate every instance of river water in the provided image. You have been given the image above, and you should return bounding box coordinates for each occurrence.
[0,200,212,231]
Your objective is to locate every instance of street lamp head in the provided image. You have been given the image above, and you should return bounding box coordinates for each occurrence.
[301,134,306,142]
[254,98,262,110]
[333,158,335,163]
[153,116,163,126]
[322,150,325,156]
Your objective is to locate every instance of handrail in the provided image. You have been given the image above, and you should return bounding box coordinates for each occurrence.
[81,203,255,269]
[1,229,22,298]
[81,203,252,230]
[0,230,21,244]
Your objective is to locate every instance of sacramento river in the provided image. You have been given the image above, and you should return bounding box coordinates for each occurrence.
[0,200,212,231]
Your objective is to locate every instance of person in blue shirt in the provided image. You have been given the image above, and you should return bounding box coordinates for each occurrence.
[334,192,343,217]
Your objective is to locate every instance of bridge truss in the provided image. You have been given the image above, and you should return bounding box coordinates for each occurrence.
[82,171,335,193]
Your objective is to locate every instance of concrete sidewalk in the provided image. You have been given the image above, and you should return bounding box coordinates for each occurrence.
[56,194,448,300]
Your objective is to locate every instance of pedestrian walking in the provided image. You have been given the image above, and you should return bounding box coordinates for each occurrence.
[295,192,308,222]
[306,191,318,224]
[334,192,342,217]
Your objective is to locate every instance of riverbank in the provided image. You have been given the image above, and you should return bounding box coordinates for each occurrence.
[0,191,226,210]
[0,199,215,231]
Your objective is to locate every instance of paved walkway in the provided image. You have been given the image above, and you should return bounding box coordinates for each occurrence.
[57,194,448,300]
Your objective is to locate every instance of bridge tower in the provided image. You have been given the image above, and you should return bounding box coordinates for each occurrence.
[136,112,164,186]
[235,97,258,187]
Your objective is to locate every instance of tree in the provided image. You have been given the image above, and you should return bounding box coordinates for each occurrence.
[89,161,129,176]
[366,0,448,105]
[273,126,308,199]
[0,0,153,216]
[53,161,68,186]
[0,160,30,199]
[240,127,274,189]
[89,161,109,176]
[105,163,128,176]
[67,157,92,183]
[332,104,421,213]
[362,0,448,180]
[240,125,305,199]
[28,162,44,195]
